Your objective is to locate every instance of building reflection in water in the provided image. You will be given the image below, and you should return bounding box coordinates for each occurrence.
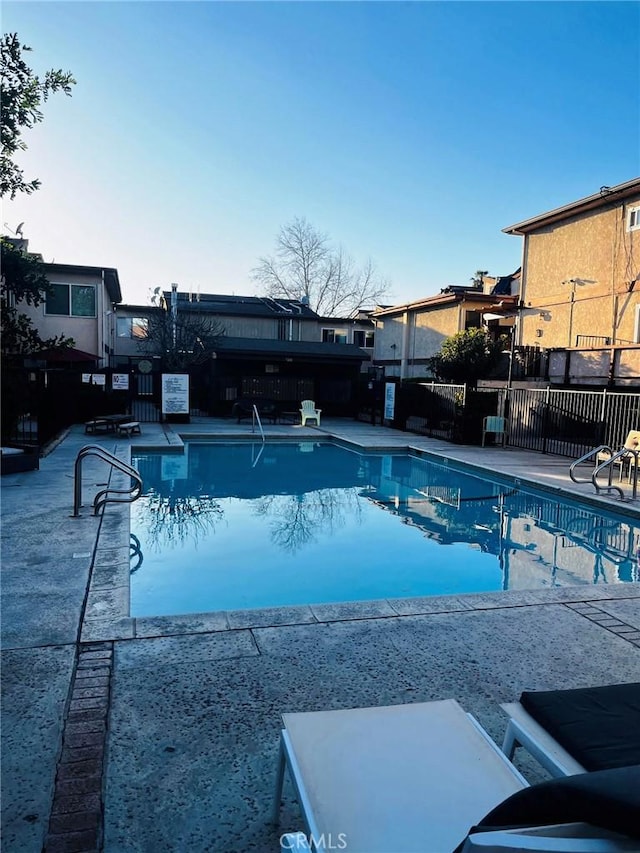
[131,443,640,590]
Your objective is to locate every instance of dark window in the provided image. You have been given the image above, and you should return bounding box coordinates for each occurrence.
[46,283,70,316]
[354,330,374,348]
[322,328,348,344]
[46,283,96,317]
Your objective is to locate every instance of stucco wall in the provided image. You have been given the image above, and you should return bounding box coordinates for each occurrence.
[20,271,107,357]
[548,345,640,386]
[521,198,640,348]
[374,304,462,376]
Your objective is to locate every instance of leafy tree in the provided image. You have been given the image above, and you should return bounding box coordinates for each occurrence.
[251,217,389,316]
[138,305,225,371]
[427,327,506,387]
[1,33,76,198]
[1,237,74,354]
[470,269,489,289]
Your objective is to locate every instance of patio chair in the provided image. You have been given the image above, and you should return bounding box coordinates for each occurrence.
[596,430,640,482]
[299,400,321,427]
[459,763,640,852]
[482,416,508,447]
[273,699,640,852]
[501,682,640,778]
[272,699,528,852]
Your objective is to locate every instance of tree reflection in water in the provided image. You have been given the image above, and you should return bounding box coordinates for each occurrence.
[138,491,225,553]
[253,487,364,553]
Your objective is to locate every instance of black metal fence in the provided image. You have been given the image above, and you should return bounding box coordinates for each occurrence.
[1,366,162,448]
[394,382,640,458]
[507,387,640,457]
[4,363,639,463]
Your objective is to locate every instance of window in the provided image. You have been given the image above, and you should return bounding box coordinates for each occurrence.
[353,330,374,348]
[322,328,348,344]
[46,283,96,317]
[628,206,640,232]
[464,311,482,330]
[117,317,148,338]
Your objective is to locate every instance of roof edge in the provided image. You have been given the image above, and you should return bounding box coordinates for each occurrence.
[502,178,640,235]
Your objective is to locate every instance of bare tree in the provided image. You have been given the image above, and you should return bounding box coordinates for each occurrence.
[251,217,389,316]
[253,486,363,553]
[137,493,225,554]
[138,307,224,371]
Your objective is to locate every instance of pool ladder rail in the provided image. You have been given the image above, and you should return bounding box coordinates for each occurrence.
[569,444,638,502]
[72,444,143,517]
[251,405,266,442]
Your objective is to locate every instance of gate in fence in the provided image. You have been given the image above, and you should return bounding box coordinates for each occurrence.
[507,388,640,458]
[395,382,640,458]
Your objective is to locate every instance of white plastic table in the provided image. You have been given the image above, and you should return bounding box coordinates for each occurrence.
[273,699,527,853]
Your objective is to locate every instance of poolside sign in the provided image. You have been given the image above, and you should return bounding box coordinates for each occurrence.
[384,382,396,421]
[112,373,129,391]
[162,373,189,415]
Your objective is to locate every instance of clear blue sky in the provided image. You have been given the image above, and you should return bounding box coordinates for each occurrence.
[3,1,639,308]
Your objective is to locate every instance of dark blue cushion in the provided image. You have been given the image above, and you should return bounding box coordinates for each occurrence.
[472,764,640,841]
[520,682,640,771]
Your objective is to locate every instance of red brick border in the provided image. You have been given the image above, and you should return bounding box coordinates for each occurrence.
[45,642,113,853]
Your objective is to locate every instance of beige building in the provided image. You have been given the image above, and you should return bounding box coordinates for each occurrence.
[503,178,640,350]
[18,260,122,367]
[372,281,519,379]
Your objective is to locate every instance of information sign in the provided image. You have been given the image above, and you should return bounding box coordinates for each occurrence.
[161,374,189,415]
[384,382,396,421]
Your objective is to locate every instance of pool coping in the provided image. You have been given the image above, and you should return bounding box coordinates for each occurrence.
[80,432,640,643]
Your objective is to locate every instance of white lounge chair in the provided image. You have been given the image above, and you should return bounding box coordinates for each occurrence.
[275,696,640,852]
[281,825,637,852]
[460,822,639,851]
[272,700,527,852]
[299,400,321,427]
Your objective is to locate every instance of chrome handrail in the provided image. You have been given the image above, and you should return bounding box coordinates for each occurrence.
[73,444,142,516]
[252,405,265,443]
[569,444,625,500]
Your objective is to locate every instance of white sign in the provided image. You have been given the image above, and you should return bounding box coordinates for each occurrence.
[91,373,106,386]
[384,382,396,420]
[82,374,92,384]
[112,373,130,391]
[162,373,189,414]
[161,445,189,481]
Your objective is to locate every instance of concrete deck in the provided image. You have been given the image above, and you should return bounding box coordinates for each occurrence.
[2,417,639,852]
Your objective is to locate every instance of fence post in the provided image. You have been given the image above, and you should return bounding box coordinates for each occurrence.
[541,385,551,454]
[600,388,608,445]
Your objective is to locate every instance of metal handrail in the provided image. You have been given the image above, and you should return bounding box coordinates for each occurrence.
[569,444,624,500]
[252,405,265,443]
[73,444,142,517]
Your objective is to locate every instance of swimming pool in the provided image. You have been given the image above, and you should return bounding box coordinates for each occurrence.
[130,441,640,617]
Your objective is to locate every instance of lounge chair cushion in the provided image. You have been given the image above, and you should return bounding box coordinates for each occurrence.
[466,764,640,842]
[520,683,640,771]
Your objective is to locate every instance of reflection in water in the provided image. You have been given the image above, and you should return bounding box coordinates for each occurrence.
[137,491,225,554]
[130,533,143,574]
[253,487,364,553]
[130,442,640,614]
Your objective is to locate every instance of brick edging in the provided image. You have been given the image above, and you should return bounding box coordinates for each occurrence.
[45,642,113,853]
[565,602,640,647]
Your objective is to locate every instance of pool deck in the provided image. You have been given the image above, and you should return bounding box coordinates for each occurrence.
[2,417,640,852]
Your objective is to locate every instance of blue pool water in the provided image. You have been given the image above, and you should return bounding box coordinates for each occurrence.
[130,442,640,616]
